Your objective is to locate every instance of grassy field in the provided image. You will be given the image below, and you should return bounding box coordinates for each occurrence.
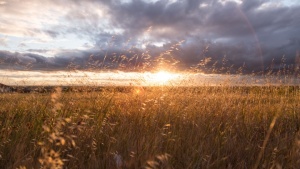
[0,86,300,168]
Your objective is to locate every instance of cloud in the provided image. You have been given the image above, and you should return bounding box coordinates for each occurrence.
[83,0,300,73]
[0,48,148,71]
[0,38,298,74]
[0,37,8,47]
[0,0,299,74]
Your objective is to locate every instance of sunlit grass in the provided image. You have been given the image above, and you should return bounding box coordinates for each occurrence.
[0,86,300,168]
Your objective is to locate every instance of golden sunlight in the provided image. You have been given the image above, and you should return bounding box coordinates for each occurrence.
[152,71,174,83]
[143,71,180,85]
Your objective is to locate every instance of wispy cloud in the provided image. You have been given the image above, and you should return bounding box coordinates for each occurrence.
[0,37,8,47]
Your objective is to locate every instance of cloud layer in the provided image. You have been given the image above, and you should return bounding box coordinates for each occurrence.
[0,0,300,73]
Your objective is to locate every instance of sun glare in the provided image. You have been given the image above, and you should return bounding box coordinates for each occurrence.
[143,71,179,85]
[153,71,173,83]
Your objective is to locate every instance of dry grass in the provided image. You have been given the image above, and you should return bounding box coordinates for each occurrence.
[0,86,300,168]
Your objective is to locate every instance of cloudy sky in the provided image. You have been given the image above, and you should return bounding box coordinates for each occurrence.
[0,0,300,74]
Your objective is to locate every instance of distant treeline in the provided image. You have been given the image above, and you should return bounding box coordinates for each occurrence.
[0,85,139,93]
[1,84,300,94]
[0,85,104,93]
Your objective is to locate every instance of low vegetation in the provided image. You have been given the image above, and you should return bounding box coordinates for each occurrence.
[0,86,300,168]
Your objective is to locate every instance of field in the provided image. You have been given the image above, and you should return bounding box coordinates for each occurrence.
[1,86,300,169]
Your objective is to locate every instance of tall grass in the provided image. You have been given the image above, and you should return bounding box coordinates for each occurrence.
[0,85,300,168]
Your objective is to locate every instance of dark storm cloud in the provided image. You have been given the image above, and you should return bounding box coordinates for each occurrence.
[1,0,300,73]
[102,0,204,40]
[74,0,300,73]
[0,49,150,71]
[31,0,300,72]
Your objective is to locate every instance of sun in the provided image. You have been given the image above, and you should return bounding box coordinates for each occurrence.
[143,70,179,85]
[152,71,174,83]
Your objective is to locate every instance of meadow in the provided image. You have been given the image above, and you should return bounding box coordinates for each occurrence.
[0,85,300,169]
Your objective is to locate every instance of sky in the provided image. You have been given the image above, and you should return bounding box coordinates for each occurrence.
[0,0,300,74]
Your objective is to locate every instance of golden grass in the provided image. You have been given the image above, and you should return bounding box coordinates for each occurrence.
[0,86,300,168]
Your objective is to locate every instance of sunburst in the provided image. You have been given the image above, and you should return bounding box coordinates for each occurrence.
[143,70,179,85]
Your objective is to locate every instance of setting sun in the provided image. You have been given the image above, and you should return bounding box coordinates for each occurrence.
[143,71,179,85]
[153,71,174,83]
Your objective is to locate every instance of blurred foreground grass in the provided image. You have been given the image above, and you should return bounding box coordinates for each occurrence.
[0,86,300,169]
